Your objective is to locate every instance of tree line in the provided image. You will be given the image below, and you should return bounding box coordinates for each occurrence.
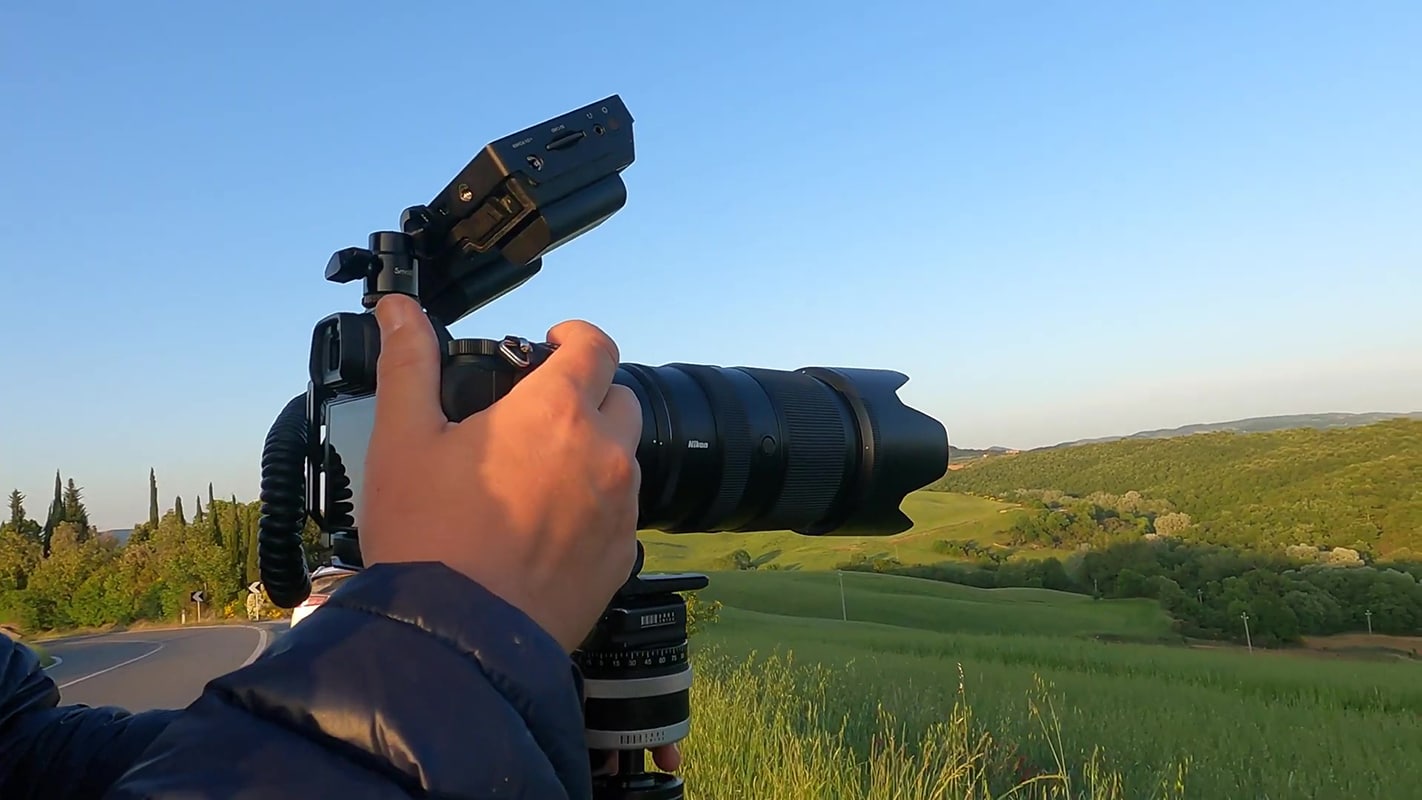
[0,469,326,632]
[839,536,1422,647]
[937,418,1422,558]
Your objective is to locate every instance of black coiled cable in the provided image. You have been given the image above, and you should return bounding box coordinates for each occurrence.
[325,448,355,530]
[258,394,314,608]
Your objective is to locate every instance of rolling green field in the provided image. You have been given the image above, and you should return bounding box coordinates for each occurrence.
[677,570,1422,799]
[640,490,1028,572]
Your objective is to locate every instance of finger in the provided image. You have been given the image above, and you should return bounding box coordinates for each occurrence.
[591,750,616,777]
[513,320,620,409]
[652,744,682,771]
[598,385,642,447]
[372,295,445,438]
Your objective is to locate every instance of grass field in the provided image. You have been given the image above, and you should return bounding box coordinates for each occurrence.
[640,490,1029,572]
[677,570,1422,799]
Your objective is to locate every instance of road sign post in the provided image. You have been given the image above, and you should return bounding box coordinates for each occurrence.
[191,590,206,623]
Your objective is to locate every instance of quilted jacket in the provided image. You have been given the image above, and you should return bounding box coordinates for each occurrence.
[0,562,592,799]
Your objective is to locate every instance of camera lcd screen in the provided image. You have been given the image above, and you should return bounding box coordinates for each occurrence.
[324,394,375,530]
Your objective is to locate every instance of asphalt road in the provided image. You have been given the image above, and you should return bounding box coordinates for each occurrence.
[43,622,287,711]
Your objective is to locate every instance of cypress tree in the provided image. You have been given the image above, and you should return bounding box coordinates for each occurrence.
[175,496,186,526]
[148,469,160,529]
[41,470,63,556]
[208,483,225,549]
[240,495,260,584]
[50,471,62,523]
[216,501,232,570]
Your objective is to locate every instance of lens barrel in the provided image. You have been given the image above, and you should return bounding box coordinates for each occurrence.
[613,364,947,535]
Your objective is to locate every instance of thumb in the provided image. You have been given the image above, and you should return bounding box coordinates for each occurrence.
[372,295,445,438]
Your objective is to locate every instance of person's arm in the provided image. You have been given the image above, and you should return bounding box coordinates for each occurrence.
[0,635,178,800]
[105,562,594,799]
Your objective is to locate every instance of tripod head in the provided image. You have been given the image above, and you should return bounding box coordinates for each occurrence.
[578,544,707,800]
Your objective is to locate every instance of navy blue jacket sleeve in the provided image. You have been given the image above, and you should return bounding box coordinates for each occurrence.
[106,562,593,799]
[0,636,178,799]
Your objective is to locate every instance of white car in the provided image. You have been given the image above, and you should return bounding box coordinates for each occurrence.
[289,565,360,627]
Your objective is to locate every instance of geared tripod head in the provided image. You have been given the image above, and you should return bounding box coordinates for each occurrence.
[580,545,707,800]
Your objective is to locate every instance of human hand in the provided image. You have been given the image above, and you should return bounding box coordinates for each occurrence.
[357,294,642,651]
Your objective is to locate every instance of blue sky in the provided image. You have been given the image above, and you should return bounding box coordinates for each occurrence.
[3,2,1419,528]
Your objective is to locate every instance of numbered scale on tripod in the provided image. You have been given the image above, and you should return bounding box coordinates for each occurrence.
[580,643,688,673]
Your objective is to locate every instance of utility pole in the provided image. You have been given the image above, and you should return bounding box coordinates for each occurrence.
[837,571,847,621]
[1240,611,1252,653]
[1366,609,1373,635]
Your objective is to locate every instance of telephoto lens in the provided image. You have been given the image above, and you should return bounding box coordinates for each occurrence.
[615,363,947,536]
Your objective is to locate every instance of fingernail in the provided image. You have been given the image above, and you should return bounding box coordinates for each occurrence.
[374,295,414,336]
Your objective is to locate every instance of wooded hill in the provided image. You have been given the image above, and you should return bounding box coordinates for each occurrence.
[934,418,1422,559]
[1049,411,1422,448]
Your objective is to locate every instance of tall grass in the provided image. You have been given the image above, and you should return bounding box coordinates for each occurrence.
[681,649,1188,799]
[690,572,1422,798]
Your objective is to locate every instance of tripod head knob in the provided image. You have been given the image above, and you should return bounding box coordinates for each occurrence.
[324,247,377,284]
[326,232,421,308]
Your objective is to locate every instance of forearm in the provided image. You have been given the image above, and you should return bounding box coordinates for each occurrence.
[106,562,594,799]
[0,638,178,800]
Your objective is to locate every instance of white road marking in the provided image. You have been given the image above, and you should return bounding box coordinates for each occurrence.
[58,643,164,689]
[241,624,270,666]
[49,624,271,685]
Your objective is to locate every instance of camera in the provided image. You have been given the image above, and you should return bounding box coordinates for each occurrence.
[256,95,949,800]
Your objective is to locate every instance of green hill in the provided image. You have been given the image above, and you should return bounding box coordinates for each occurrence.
[1050,411,1422,448]
[640,491,1024,573]
[937,418,1422,557]
[692,570,1422,800]
[950,444,1014,462]
[700,569,1174,641]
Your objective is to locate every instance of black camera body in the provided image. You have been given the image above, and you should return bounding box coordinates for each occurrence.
[257,95,949,800]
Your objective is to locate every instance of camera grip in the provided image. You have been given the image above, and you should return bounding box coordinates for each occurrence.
[439,337,555,422]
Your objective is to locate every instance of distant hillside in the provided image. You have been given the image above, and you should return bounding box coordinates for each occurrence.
[101,528,133,545]
[934,418,1422,557]
[949,444,1016,462]
[1050,412,1422,449]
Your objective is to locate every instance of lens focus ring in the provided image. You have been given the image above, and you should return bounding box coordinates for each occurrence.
[741,368,857,530]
